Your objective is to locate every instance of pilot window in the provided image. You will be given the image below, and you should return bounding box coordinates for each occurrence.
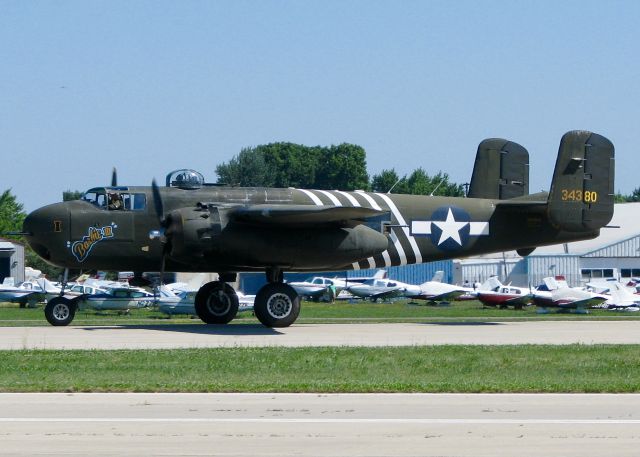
[83,191,107,208]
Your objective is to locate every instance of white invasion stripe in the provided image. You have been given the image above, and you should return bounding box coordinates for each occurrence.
[367,257,376,269]
[364,195,407,265]
[411,221,431,235]
[316,190,342,206]
[351,262,360,270]
[355,191,382,211]
[469,221,489,235]
[381,250,392,267]
[335,190,360,207]
[375,193,423,264]
[1,418,639,425]
[298,189,323,206]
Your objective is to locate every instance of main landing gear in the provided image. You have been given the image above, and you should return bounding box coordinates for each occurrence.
[194,269,301,328]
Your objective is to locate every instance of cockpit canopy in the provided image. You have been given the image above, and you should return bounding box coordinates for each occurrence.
[82,188,147,211]
[166,169,204,190]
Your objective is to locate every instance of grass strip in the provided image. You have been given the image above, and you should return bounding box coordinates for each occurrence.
[1,345,639,393]
[1,300,639,327]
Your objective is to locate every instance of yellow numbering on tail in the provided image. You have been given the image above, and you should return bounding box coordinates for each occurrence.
[560,189,598,203]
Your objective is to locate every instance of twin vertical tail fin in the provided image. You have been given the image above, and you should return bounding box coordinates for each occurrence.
[467,139,529,199]
[547,131,615,232]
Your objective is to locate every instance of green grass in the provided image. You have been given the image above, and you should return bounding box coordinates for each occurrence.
[1,299,638,326]
[1,345,639,393]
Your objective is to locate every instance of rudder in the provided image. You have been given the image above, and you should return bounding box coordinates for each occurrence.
[467,138,529,199]
[548,130,615,232]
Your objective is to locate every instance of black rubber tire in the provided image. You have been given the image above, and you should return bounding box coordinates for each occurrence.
[194,281,239,324]
[44,297,76,326]
[254,283,300,328]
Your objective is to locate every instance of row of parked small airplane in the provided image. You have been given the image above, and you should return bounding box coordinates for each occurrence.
[288,271,640,313]
[2,269,639,325]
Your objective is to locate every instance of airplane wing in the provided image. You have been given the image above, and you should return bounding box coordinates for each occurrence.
[369,288,405,300]
[557,296,608,309]
[229,205,388,227]
[416,290,466,302]
[503,294,534,307]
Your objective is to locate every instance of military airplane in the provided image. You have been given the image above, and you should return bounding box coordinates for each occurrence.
[18,130,615,327]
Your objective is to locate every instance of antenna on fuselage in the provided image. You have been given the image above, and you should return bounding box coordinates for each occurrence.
[429,178,445,196]
[386,177,404,194]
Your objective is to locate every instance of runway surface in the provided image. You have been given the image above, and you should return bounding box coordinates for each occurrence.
[1,320,640,349]
[1,393,639,456]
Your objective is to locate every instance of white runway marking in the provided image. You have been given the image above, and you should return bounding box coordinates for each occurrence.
[2,417,640,424]
[3,394,640,456]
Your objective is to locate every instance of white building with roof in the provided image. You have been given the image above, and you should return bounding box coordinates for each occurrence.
[0,238,25,284]
[454,203,640,288]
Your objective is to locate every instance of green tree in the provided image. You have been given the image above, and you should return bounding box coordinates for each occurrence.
[216,142,369,191]
[215,147,275,187]
[371,169,403,193]
[315,144,369,191]
[0,189,25,236]
[370,169,464,196]
[254,143,320,188]
[63,190,83,201]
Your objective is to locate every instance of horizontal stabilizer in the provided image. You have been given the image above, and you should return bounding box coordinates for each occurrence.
[230,205,388,227]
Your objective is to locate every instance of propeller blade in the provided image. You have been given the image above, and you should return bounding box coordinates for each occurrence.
[151,178,164,224]
[111,168,118,187]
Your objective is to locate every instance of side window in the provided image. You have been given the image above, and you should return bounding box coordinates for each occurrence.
[121,194,132,210]
[132,193,147,211]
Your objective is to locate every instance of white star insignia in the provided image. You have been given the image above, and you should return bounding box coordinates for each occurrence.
[432,208,468,246]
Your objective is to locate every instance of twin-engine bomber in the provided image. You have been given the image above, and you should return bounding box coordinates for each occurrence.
[21,130,614,327]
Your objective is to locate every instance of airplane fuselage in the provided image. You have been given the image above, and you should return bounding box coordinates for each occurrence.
[23,185,599,274]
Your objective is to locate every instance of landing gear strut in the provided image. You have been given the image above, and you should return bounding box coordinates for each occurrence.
[253,268,301,328]
[194,281,239,324]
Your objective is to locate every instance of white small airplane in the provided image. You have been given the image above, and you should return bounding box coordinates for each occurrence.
[156,274,255,315]
[288,276,341,301]
[604,282,640,310]
[0,277,46,306]
[347,271,472,303]
[288,270,388,301]
[532,276,607,312]
[347,277,421,301]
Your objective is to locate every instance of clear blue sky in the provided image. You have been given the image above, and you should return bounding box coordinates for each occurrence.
[2,0,639,212]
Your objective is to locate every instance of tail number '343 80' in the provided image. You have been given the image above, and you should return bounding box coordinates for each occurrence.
[560,190,598,203]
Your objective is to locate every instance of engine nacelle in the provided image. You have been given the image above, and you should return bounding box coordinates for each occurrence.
[166,204,228,259]
[164,203,389,269]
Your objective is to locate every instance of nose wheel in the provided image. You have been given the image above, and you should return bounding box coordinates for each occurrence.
[254,283,300,328]
[45,297,77,326]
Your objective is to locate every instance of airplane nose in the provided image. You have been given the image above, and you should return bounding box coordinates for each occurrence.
[23,204,68,261]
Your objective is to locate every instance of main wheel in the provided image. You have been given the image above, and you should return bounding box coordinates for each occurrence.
[194,281,239,324]
[254,283,300,328]
[45,297,76,326]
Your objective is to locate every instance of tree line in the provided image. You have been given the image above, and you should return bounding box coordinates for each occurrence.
[215,142,463,196]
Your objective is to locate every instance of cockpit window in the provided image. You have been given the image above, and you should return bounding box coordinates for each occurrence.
[83,189,107,208]
[82,189,146,211]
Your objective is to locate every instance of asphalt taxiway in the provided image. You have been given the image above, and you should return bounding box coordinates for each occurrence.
[1,393,639,456]
[1,320,640,349]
